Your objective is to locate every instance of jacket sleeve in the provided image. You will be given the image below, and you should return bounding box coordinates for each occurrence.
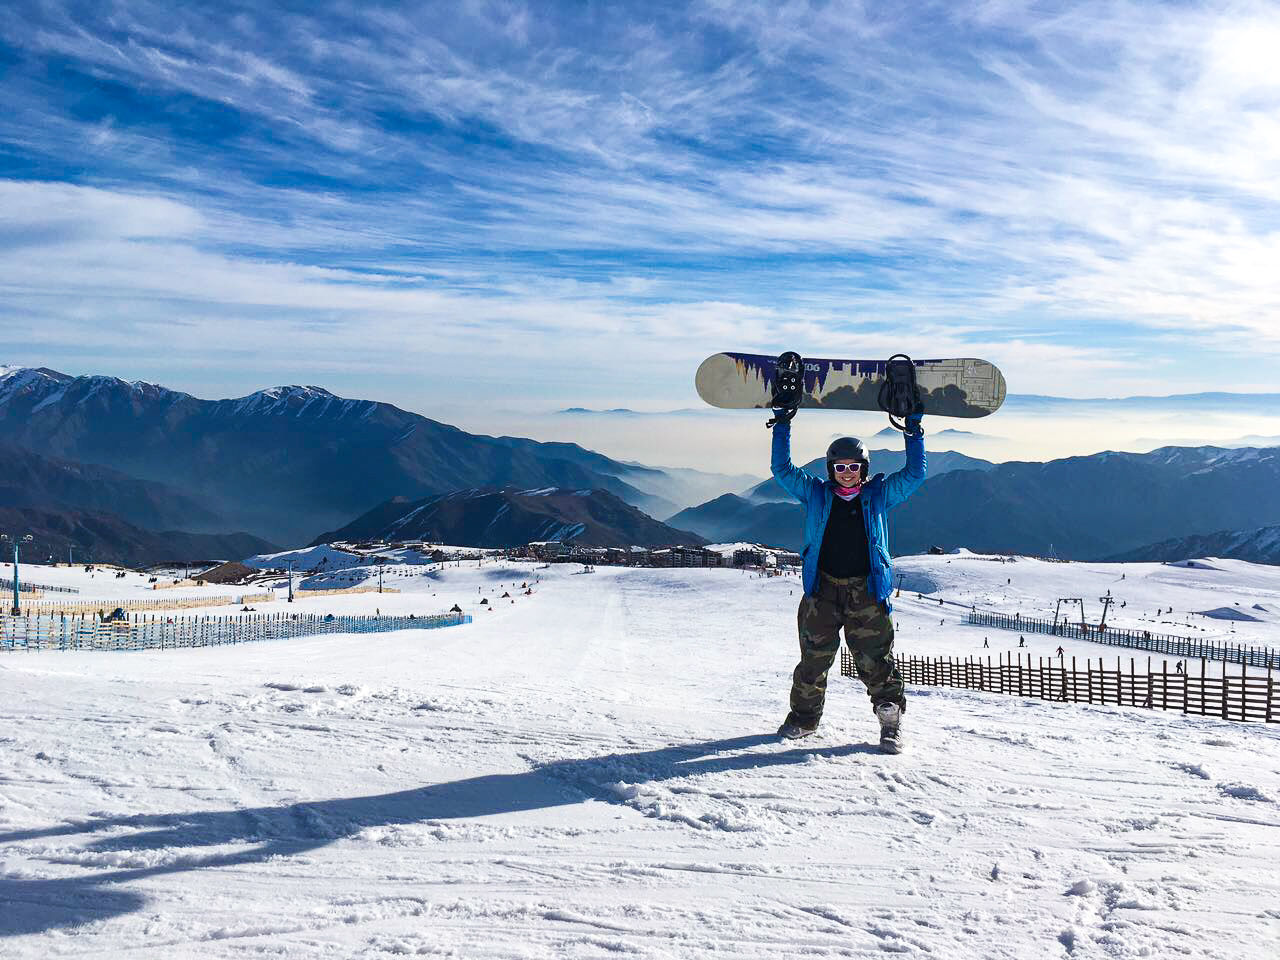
[771,421,822,504]
[883,428,927,509]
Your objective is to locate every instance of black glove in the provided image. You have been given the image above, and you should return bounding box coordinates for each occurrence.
[767,407,796,428]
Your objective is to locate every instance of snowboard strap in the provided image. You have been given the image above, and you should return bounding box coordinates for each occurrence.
[877,354,924,433]
[766,350,804,429]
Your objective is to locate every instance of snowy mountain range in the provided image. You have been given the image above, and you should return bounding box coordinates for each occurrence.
[0,367,740,545]
[896,445,1280,559]
[1107,524,1280,565]
[6,365,1280,564]
[311,487,707,549]
[673,445,1280,560]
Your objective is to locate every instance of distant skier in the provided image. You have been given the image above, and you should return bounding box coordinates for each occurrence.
[770,405,925,754]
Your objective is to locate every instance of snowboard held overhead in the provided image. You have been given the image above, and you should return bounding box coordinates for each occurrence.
[695,351,1006,419]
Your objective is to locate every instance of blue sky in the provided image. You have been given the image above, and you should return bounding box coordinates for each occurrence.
[1,0,1278,432]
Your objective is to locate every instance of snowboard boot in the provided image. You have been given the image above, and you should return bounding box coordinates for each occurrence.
[875,702,904,754]
[777,716,818,740]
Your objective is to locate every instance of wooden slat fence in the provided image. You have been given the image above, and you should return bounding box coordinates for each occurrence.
[295,585,403,597]
[18,591,277,617]
[1,610,470,652]
[842,649,1276,724]
[967,609,1280,670]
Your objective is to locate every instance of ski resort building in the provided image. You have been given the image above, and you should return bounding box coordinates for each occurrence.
[648,547,724,568]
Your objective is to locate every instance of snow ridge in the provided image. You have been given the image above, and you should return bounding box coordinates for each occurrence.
[226,385,379,419]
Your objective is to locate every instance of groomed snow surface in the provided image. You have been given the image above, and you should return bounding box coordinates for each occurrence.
[2,556,1279,958]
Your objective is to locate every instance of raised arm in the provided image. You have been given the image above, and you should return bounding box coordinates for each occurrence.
[883,413,927,509]
[771,419,822,504]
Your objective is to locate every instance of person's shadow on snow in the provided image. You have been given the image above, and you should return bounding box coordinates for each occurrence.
[0,734,881,936]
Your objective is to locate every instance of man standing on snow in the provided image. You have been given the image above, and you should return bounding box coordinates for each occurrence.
[770,407,926,753]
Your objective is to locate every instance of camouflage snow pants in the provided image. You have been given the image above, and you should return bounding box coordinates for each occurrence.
[786,573,905,728]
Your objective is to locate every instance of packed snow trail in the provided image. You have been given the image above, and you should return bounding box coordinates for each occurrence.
[1,562,1278,958]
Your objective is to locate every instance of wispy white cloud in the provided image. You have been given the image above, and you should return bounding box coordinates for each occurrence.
[0,178,1130,400]
[0,0,1277,419]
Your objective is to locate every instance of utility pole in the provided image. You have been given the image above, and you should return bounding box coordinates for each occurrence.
[2,534,34,616]
[378,562,384,594]
[287,561,294,603]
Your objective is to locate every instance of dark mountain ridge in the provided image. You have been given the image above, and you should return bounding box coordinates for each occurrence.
[668,493,805,550]
[0,441,223,531]
[741,449,994,503]
[677,444,1280,559]
[0,505,275,569]
[312,487,707,550]
[0,368,665,544]
[1106,524,1280,565]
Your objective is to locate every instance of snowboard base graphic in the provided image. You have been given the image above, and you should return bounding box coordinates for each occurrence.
[695,352,1006,418]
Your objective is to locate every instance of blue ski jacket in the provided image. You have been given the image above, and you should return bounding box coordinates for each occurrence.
[771,421,927,612]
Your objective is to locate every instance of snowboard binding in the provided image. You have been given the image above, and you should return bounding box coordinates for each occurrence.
[877,354,924,433]
[766,351,804,428]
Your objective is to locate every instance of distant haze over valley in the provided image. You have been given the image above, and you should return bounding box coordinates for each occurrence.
[449,393,1280,479]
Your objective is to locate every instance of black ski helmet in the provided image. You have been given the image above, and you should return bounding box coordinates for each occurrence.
[826,436,868,484]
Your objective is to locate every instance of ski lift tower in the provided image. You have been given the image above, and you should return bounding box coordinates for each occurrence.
[1,533,34,616]
[1098,592,1115,630]
[1053,598,1086,634]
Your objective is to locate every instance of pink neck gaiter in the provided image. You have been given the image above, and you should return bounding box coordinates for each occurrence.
[833,484,862,501]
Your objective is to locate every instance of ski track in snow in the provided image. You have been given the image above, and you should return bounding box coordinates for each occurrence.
[0,559,1278,958]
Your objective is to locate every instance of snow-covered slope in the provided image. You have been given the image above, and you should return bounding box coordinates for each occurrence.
[243,544,365,572]
[1,558,1277,957]
[0,560,263,602]
[891,551,1280,650]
